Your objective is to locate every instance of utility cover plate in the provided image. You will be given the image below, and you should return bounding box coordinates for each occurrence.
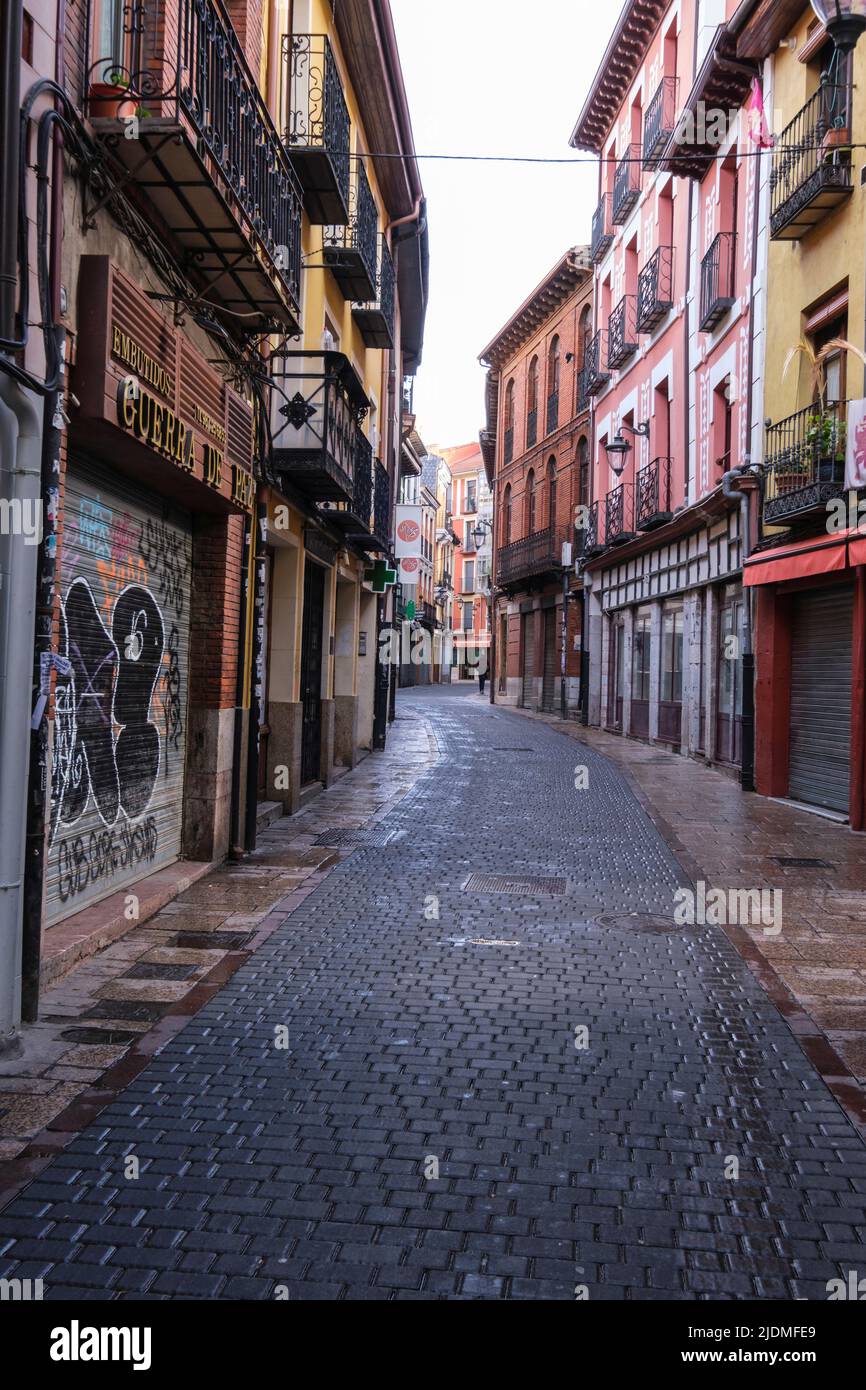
[314,829,395,847]
[463,873,567,896]
[594,911,694,935]
[772,856,832,868]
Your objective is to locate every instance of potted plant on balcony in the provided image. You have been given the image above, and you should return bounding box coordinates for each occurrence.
[783,335,866,485]
[88,70,138,120]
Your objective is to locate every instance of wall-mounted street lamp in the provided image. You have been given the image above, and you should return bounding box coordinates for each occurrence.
[603,420,649,477]
[810,1,866,54]
[471,518,494,550]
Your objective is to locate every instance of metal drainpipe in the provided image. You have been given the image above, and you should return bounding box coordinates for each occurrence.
[0,375,43,1050]
[722,463,757,791]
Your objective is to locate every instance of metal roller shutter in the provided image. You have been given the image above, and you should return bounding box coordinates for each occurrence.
[46,460,192,924]
[789,586,853,815]
[541,607,558,712]
[521,613,535,708]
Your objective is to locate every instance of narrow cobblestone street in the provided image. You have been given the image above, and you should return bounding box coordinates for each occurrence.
[2,683,866,1301]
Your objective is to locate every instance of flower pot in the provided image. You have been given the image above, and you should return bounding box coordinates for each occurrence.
[822,126,851,157]
[817,455,845,485]
[774,470,808,497]
[88,82,137,119]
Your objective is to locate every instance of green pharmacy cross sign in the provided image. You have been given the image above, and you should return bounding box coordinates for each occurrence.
[405,599,416,620]
[364,558,397,593]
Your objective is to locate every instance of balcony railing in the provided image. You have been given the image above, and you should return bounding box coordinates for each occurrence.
[608,296,639,371]
[324,160,378,302]
[281,34,350,224]
[546,391,559,435]
[574,500,604,560]
[770,80,853,240]
[86,0,303,331]
[636,457,673,530]
[612,143,642,224]
[504,427,514,464]
[527,408,538,449]
[354,237,396,348]
[373,459,391,548]
[643,76,679,170]
[763,400,849,525]
[585,330,610,396]
[604,483,635,545]
[636,246,674,333]
[496,527,565,586]
[270,350,367,504]
[591,194,614,263]
[577,366,591,413]
[700,232,737,332]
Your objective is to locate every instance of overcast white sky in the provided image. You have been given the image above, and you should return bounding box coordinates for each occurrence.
[390,0,615,452]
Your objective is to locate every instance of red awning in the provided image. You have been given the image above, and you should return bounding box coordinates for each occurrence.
[743,531,851,587]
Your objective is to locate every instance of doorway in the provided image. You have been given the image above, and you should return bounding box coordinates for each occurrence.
[300,559,326,784]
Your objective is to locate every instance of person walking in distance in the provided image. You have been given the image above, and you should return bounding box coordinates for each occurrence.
[478,664,487,696]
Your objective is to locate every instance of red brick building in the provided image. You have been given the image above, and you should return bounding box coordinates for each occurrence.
[480,249,593,711]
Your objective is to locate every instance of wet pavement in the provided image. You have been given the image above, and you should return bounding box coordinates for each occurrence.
[1,682,866,1300]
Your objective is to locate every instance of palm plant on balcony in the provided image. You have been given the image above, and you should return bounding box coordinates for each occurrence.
[783,335,866,484]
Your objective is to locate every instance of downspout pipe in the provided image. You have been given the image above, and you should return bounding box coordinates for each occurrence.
[0,0,22,341]
[0,375,43,1050]
[722,463,758,791]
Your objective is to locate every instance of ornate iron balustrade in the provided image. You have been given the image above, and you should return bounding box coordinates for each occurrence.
[86,0,303,328]
[770,80,853,240]
[763,400,849,524]
[280,34,350,224]
[373,458,391,546]
[700,231,737,331]
[637,245,674,332]
[496,527,565,586]
[527,408,538,449]
[269,349,366,503]
[354,237,396,347]
[574,499,603,560]
[576,366,591,413]
[643,75,679,169]
[591,194,614,263]
[636,456,673,530]
[504,427,514,464]
[351,429,373,524]
[419,600,437,628]
[604,483,635,545]
[585,329,610,396]
[608,296,638,370]
[324,159,378,301]
[546,391,559,435]
[612,143,642,224]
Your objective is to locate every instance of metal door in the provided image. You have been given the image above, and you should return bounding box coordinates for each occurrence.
[521,612,535,708]
[789,586,853,813]
[300,558,326,784]
[46,460,191,924]
[541,607,558,711]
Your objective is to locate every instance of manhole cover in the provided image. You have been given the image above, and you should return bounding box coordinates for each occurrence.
[123,962,197,981]
[84,999,169,1022]
[313,829,394,847]
[172,931,254,951]
[772,857,832,869]
[463,873,567,896]
[594,912,691,934]
[60,1027,140,1046]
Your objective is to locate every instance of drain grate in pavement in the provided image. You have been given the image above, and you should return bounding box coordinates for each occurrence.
[595,911,692,935]
[491,747,534,752]
[171,931,254,951]
[123,962,197,981]
[772,856,832,869]
[84,999,170,1023]
[313,828,395,847]
[463,873,567,896]
[59,1027,140,1046]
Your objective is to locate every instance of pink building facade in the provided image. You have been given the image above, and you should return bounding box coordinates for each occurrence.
[572,0,766,777]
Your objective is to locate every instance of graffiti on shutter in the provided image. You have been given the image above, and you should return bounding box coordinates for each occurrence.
[45,463,192,924]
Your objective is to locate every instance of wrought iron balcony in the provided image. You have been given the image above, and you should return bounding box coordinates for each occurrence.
[504,427,514,464]
[86,0,303,332]
[354,237,395,348]
[604,483,635,545]
[546,391,559,435]
[636,456,673,530]
[591,194,614,263]
[419,600,437,628]
[574,500,604,560]
[636,246,674,333]
[324,160,378,302]
[770,81,853,240]
[643,76,678,170]
[373,459,391,549]
[612,143,642,224]
[281,34,350,224]
[584,330,610,396]
[608,296,639,371]
[576,366,591,413]
[527,408,538,449]
[700,232,737,331]
[496,527,565,587]
[763,400,849,525]
[269,350,367,503]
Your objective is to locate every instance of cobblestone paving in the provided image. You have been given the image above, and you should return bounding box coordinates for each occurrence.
[2,683,866,1300]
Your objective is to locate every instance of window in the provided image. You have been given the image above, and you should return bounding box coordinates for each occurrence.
[503,483,512,545]
[661,608,683,703]
[464,479,477,513]
[577,436,590,506]
[505,380,514,429]
[578,305,592,370]
[92,0,137,75]
[526,469,536,533]
[548,336,560,397]
[547,457,557,531]
[632,615,651,702]
[462,602,474,631]
[463,522,476,553]
[463,559,475,593]
[528,356,538,414]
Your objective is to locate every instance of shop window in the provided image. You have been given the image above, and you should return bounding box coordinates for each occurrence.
[661,608,683,703]
[632,616,651,703]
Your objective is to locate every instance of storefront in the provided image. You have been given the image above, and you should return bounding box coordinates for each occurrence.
[47,256,255,925]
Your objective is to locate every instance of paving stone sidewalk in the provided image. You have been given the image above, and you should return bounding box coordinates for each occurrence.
[1,682,866,1300]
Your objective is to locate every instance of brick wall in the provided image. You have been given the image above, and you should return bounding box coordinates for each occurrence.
[189,512,245,710]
